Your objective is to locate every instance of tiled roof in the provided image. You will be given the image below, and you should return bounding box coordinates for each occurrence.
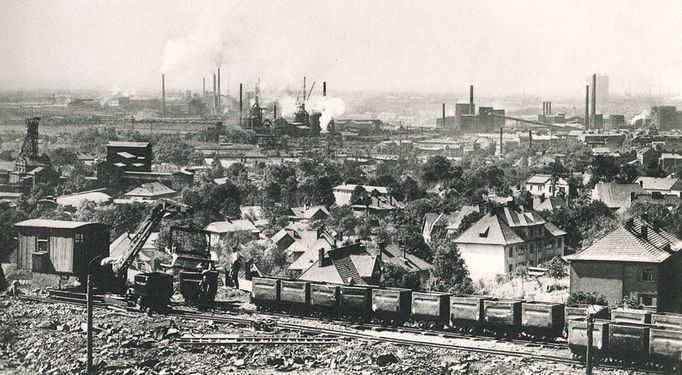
[298,243,376,285]
[289,205,330,220]
[634,177,682,192]
[532,196,567,212]
[592,182,646,209]
[565,218,681,263]
[382,244,433,273]
[454,207,564,246]
[56,190,111,208]
[526,174,552,184]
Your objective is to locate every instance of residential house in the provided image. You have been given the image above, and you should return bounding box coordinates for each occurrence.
[659,153,682,174]
[204,219,260,245]
[421,205,480,243]
[525,174,570,197]
[124,182,177,202]
[297,243,380,286]
[637,147,661,167]
[287,205,330,223]
[591,182,646,211]
[379,243,433,285]
[453,204,566,280]
[531,195,568,213]
[333,184,394,206]
[269,223,337,275]
[564,216,682,313]
[635,177,682,197]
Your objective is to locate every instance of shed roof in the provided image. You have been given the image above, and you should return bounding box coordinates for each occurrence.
[634,177,682,191]
[15,219,105,230]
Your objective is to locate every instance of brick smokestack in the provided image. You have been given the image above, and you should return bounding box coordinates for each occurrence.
[212,74,216,114]
[591,74,597,127]
[273,104,277,119]
[542,101,546,116]
[217,67,221,112]
[161,74,166,118]
[469,85,474,114]
[585,85,590,129]
[239,83,243,126]
[202,77,206,100]
[323,81,327,97]
[442,103,446,129]
[499,127,503,155]
[548,101,551,115]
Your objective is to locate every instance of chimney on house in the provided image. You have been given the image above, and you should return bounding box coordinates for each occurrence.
[630,191,637,202]
[318,248,325,265]
[625,217,634,231]
[641,223,648,240]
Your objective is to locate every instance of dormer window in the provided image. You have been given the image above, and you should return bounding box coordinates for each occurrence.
[479,226,489,238]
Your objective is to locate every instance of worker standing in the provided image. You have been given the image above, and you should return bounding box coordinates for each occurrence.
[197,274,211,310]
[230,250,242,290]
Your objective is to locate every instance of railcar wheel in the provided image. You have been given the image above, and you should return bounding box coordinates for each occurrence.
[418,321,426,330]
[427,321,437,331]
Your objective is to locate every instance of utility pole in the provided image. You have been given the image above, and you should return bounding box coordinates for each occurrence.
[87,255,103,374]
[585,315,593,375]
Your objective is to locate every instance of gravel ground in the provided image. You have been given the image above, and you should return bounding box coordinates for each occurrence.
[0,293,653,374]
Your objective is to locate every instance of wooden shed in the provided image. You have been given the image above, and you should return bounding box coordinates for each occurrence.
[14,219,110,280]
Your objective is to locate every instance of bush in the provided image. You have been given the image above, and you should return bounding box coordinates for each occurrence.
[566,291,608,306]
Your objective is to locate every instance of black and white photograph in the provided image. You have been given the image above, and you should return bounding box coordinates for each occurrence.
[2,1,682,374]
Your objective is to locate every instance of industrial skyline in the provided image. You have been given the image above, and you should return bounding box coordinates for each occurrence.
[2,0,682,97]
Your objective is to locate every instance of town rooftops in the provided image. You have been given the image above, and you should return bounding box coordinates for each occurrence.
[635,177,682,192]
[15,219,106,230]
[289,205,330,220]
[56,190,112,208]
[525,174,568,185]
[107,141,150,148]
[564,218,682,263]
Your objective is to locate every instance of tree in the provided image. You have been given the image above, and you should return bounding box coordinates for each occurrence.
[428,240,473,295]
[207,182,242,219]
[615,163,640,184]
[211,159,225,177]
[350,185,369,206]
[0,204,28,262]
[566,291,608,306]
[49,148,78,166]
[421,156,452,185]
[545,256,567,280]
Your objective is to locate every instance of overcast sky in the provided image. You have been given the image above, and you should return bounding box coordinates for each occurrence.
[2,0,682,98]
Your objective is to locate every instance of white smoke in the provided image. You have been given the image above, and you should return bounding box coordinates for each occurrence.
[307,96,346,133]
[159,3,230,74]
[630,109,650,125]
[276,95,346,132]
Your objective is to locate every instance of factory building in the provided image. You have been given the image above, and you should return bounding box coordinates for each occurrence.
[651,106,682,131]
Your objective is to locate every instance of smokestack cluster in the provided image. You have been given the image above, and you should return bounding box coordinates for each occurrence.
[542,101,553,116]
[161,74,166,118]
[591,74,597,127]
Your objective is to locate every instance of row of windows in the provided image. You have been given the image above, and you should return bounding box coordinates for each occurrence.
[507,238,562,258]
[36,233,86,253]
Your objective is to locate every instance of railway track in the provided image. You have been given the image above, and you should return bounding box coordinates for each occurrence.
[179,334,340,345]
[18,294,663,374]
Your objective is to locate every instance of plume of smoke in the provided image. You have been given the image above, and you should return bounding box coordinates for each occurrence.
[307,96,346,133]
[630,109,650,125]
[277,96,299,117]
[160,2,230,74]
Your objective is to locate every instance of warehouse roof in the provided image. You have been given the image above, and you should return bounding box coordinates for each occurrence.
[107,141,150,148]
[592,182,646,209]
[634,177,682,192]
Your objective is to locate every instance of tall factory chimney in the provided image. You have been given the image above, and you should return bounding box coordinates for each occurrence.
[202,77,206,100]
[217,67,221,113]
[303,76,307,102]
[548,102,552,115]
[528,130,533,150]
[469,85,474,114]
[591,74,597,127]
[323,82,327,97]
[273,104,277,119]
[212,74,217,115]
[585,85,590,129]
[542,102,546,116]
[442,103,446,129]
[161,74,166,118]
[239,83,243,126]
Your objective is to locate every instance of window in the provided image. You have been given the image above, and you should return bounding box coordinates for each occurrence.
[509,264,514,273]
[639,294,657,307]
[37,234,49,253]
[557,238,562,248]
[75,233,84,244]
[508,247,513,257]
[641,269,654,282]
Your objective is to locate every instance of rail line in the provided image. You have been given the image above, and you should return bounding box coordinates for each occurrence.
[18,294,663,374]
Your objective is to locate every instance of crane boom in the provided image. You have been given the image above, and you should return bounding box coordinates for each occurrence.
[306,81,316,101]
[111,199,191,280]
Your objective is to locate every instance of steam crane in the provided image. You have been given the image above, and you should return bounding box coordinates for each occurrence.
[103,199,196,309]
